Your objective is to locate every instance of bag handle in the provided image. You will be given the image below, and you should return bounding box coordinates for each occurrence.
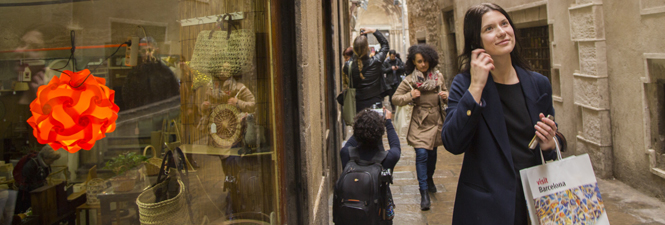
[210,13,241,40]
[347,61,354,89]
[143,145,157,159]
[539,136,562,164]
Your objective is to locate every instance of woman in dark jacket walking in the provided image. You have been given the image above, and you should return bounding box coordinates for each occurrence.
[342,28,390,112]
[441,3,564,224]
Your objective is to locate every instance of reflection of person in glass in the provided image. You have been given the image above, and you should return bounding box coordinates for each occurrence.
[15,145,61,214]
[15,24,68,105]
[198,63,256,132]
[198,63,257,216]
[121,37,180,110]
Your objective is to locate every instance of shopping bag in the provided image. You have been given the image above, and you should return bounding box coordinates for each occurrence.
[393,81,414,137]
[520,139,609,225]
[342,61,356,126]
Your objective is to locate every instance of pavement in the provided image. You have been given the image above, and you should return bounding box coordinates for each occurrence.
[331,128,665,224]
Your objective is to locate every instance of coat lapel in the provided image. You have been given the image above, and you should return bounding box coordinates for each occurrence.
[515,66,541,126]
[480,75,514,169]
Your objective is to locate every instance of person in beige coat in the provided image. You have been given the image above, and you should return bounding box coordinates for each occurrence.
[392,44,448,211]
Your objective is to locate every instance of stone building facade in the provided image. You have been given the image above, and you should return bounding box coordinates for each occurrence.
[409,0,665,201]
[352,0,410,57]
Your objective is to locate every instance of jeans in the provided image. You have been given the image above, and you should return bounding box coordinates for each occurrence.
[415,147,437,190]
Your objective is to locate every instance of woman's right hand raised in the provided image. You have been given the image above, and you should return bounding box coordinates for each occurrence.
[469,49,494,103]
[411,89,421,99]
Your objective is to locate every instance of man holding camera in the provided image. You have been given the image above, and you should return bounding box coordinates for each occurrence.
[382,50,405,111]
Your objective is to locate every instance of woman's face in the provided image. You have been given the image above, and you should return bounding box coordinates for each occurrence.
[479,10,515,57]
[16,30,46,59]
[413,53,429,73]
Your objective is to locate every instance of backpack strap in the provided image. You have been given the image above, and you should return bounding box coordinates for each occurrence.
[349,146,389,164]
[348,146,360,162]
[371,150,389,164]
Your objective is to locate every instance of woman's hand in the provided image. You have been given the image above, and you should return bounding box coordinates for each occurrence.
[360,28,376,35]
[411,89,421,99]
[384,107,392,120]
[438,91,448,100]
[228,97,238,106]
[469,49,494,103]
[535,113,558,151]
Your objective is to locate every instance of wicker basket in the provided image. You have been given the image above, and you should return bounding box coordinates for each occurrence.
[209,104,245,148]
[136,179,190,225]
[143,146,161,176]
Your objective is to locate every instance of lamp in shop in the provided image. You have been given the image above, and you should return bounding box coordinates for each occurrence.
[27,69,119,153]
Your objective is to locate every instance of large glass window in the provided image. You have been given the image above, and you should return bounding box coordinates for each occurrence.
[0,0,280,224]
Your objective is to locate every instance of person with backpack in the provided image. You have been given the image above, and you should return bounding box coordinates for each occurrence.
[14,145,61,214]
[334,108,400,225]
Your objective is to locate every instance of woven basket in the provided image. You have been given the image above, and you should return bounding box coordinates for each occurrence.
[189,29,255,79]
[209,104,245,148]
[137,179,190,225]
[143,146,161,176]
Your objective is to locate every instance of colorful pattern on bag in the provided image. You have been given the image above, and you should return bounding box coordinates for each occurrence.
[534,183,605,225]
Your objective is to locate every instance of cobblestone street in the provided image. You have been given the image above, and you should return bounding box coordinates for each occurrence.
[332,130,665,224]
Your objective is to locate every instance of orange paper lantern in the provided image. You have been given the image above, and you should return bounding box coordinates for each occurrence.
[27,69,119,153]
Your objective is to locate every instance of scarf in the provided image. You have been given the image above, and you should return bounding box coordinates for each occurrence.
[412,69,438,91]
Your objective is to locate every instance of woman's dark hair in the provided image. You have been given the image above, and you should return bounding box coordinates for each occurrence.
[405,44,439,75]
[388,50,396,56]
[457,3,531,73]
[353,109,385,147]
[343,46,354,58]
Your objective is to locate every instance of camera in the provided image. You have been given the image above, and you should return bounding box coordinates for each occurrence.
[371,102,384,118]
[380,169,393,184]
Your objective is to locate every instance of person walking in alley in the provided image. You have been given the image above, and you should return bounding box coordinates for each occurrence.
[336,108,400,224]
[342,27,390,112]
[383,50,406,111]
[441,3,564,224]
[391,44,448,211]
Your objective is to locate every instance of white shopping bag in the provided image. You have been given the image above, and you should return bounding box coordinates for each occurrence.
[520,139,609,225]
[393,82,414,137]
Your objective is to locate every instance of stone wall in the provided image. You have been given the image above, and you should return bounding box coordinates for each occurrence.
[407,0,444,75]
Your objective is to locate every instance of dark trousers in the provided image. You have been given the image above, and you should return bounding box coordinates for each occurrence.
[356,95,384,113]
[386,83,399,111]
[414,147,437,190]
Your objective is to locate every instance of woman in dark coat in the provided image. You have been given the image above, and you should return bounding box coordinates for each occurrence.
[441,3,565,224]
[342,28,390,112]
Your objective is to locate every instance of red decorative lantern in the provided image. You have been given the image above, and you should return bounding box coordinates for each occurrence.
[27,69,119,153]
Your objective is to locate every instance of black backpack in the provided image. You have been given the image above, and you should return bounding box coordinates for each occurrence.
[333,147,392,224]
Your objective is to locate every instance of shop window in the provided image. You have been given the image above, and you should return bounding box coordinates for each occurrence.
[645,58,665,175]
[0,0,282,224]
[517,25,551,82]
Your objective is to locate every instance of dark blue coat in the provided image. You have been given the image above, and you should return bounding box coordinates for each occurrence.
[441,66,561,224]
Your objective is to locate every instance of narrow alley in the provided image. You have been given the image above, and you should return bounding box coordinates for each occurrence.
[333,131,665,224]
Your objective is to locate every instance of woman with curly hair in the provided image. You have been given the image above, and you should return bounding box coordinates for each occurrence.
[342,27,390,113]
[391,44,448,211]
[338,108,401,224]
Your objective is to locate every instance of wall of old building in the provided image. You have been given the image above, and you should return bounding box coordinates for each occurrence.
[602,0,665,199]
[441,0,665,200]
[293,0,348,223]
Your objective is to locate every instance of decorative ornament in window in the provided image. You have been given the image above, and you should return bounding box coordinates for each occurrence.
[27,69,119,153]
